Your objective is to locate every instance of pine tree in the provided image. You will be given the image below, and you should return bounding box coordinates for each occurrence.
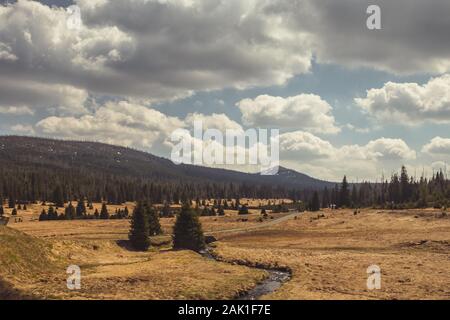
[128,202,150,251]
[100,203,109,219]
[339,176,350,208]
[400,166,411,202]
[238,205,249,215]
[65,202,76,220]
[76,200,86,218]
[310,191,321,212]
[351,185,358,208]
[39,209,48,221]
[173,204,205,252]
[8,198,15,209]
[53,185,65,207]
[146,203,162,236]
[48,206,57,220]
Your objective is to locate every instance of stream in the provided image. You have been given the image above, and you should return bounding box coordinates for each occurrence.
[200,248,291,300]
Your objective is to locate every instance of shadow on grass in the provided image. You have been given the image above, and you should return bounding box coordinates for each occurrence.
[116,236,173,252]
[0,278,36,300]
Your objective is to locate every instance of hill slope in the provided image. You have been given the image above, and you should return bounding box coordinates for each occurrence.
[0,136,331,189]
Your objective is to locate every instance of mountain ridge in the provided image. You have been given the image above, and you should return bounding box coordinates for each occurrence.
[0,135,333,190]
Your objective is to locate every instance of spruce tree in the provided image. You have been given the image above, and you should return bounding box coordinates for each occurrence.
[11,208,17,216]
[48,206,57,220]
[146,203,162,236]
[339,176,350,208]
[39,209,48,221]
[53,185,65,208]
[173,204,205,252]
[65,202,75,220]
[310,191,321,212]
[0,205,4,216]
[8,198,15,209]
[128,202,150,251]
[238,205,249,215]
[76,200,86,218]
[100,203,109,219]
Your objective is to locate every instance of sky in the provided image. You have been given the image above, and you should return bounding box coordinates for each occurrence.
[1,0,450,181]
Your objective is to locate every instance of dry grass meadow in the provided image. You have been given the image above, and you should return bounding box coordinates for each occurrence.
[1,202,449,300]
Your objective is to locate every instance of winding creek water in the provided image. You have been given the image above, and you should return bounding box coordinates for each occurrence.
[200,248,291,300]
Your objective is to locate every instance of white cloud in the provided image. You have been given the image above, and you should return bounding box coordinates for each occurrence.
[35,101,184,152]
[0,106,34,115]
[279,131,416,180]
[355,75,450,124]
[0,0,313,103]
[279,131,335,160]
[272,0,450,75]
[184,113,243,133]
[10,124,35,135]
[237,94,340,134]
[2,0,450,114]
[422,137,450,156]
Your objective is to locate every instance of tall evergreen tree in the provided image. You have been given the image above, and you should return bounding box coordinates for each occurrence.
[339,176,350,208]
[39,209,48,221]
[53,185,65,207]
[48,206,57,220]
[310,191,321,212]
[65,202,75,220]
[400,166,411,202]
[146,203,162,236]
[76,199,86,218]
[8,197,15,209]
[173,204,205,252]
[351,185,358,208]
[128,202,150,251]
[238,205,249,215]
[100,203,109,219]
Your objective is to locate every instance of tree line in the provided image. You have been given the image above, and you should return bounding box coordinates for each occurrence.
[312,166,449,210]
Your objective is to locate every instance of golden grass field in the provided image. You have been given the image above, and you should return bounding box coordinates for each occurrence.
[1,202,449,300]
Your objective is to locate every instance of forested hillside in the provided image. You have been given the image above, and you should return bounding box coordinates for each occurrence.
[0,136,330,204]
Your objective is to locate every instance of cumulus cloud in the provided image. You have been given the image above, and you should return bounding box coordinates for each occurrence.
[280,132,416,162]
[184,113,243,133]
[0,106,34,115]
[0,0,313,104]
[35,101,184,152]
[237,94,340,134]
[3,0,449,111]
[279,131,335,160]
[0,79,89,116]
[33,101,249,156]
[355,75,450,124]
[422,137,450,156]
[279,131,416,180]
[10,123,35,135]
[271,0,450,74]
